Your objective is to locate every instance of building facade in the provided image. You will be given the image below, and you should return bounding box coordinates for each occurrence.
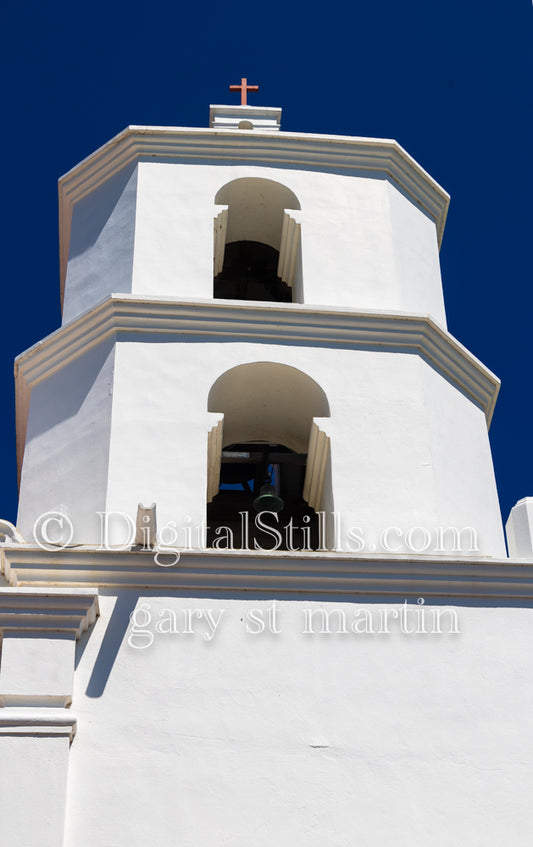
[1,103,533,846]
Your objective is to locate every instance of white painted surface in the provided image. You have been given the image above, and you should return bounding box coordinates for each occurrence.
[0,634,75,706]
[7,114,523,847]
[135,164,446,321]
[63,164,137,324]
[61,160,447,323]
[216,176,300,251]
[506,497,533,556]
[209,104,282,131]
[387,181,446,325]
[57,128,450,301]
[0,733,71,847]
[17,340,115,543]
[0,709,76,847]
[0,519,24,544]
[61,593,533,847]
[19,337,502,554]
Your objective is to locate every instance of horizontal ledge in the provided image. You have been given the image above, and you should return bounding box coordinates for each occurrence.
[0,587,99,637]
[0,709,76,740]
[58,126,449,244]
[15,297,499,425]
[3,547,533,600]
[0,695,72,708]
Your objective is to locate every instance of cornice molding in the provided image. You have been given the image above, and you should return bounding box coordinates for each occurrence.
[0,587,99,637]
[14,297,499,480]
[58,127,450,292]
[15,294,499,411]
[2,547,533,601]
[0,709,77,741]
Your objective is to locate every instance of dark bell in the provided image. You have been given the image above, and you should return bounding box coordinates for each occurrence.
[253,482,284,513]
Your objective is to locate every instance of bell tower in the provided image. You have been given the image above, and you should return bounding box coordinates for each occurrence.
[15,100,504,556]
[3,93,533,847]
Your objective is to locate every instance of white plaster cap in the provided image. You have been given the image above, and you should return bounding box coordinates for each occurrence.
[0,520,25,545]
[209,104,281,131]
[506,497,533,558]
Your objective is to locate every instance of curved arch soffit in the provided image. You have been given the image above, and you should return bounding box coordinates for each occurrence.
[214,177,301,251]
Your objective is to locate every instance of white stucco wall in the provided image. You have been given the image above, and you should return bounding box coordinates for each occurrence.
[0,734,72,847]
[61,161,446,325]
[387,182,446,325]
[11,122,521,847]
[17,341,116,543]
[62,592,533,847]
[62,165,138,325]
[16,327,503,555]
[100,339,503,556]
[506,497,533,556]
[0,634,75,706]
[421,363,504,553]
[131,163,215,301]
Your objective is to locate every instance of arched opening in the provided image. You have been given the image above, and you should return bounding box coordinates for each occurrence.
[214,178,302,303]
[214,241,291,302]
[207,363,332,551]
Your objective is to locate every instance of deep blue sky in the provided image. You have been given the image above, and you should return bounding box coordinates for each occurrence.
[1,1,531,532]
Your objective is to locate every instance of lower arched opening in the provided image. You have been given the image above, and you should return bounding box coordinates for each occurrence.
[207,442,321,551]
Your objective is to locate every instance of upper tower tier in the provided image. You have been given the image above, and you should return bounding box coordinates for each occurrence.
[59,105,449,326]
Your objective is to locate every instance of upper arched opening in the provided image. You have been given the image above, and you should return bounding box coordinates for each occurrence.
[215,178,300,251]
[214,179,302,303]
[208,361,329,453]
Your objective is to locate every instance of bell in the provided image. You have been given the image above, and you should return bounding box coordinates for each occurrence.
[253,478,284,513]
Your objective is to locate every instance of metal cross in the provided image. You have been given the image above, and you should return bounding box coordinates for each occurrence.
[229,77,259,106]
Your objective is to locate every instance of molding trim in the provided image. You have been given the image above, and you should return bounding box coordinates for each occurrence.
[303,421,330,510]
[0,587,99,637]
[0,709,76,741]
[58,126,450,297]
[0,520,25,545]
[207,415,224,503]
[209,105,282,131]
[278,211,301,286]
[2,546,533,601]
[14,296,500,477]
[213,205,228,276]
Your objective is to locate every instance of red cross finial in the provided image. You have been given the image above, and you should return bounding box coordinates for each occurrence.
[229,77,259,106]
